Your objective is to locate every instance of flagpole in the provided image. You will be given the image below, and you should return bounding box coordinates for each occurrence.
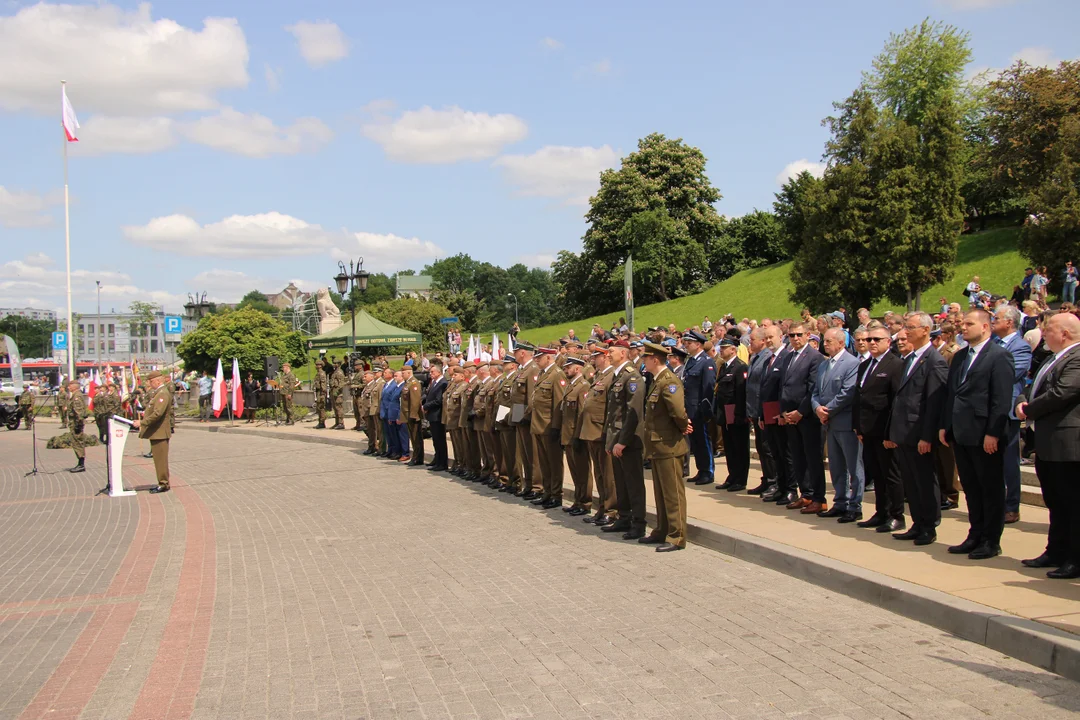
[62,80,74,382]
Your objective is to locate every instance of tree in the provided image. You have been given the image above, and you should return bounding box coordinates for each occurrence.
[723,210,787,269]
[617,208,703,302]
[773,171,822,255]
[553,133,724,313]
[176,307,305,375]
[237,290,276,315]
[127,301,159,337]
[0,317,54,358]
[366,297,455,350]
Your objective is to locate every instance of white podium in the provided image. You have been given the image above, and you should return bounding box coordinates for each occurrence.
[106,417,137,497]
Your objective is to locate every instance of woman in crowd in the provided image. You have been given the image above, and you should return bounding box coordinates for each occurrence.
[242,372,260,423]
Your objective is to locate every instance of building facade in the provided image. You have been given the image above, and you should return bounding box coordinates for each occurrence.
[73,310,197,365]
[0,307,57,322]
[395,275,433,299]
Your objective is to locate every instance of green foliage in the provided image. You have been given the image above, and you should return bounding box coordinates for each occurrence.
[237,290,276,315]
[723,210,787,270]
[422,254,559,331]
[0,316,54,357]
[365,297,455,350]
[773,171,821,255]
[127,301,158,337]
[617,208,703,302]
[176,307,306,376]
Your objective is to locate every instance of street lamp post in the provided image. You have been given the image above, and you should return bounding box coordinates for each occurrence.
[95,280,101,372]
[507,293,518,325]
[334,258,370,353]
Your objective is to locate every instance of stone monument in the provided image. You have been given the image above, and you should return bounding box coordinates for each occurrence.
[315,287,343,334]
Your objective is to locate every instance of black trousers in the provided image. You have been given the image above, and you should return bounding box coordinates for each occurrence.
[613,441,646,528]
[953,441,1006,546]
[720,422,751,485]
[752,419,777,483]
[429,421,447,466]
[766,420,792,493]
[1036,459,1080,563]
[786,417,825,500]
[863,436,904,519]
[895,445,941,531]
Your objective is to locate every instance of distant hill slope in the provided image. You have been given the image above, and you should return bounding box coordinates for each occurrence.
[524,227,1026,345]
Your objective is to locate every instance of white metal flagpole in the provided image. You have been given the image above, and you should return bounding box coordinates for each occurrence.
[62,80,74,381]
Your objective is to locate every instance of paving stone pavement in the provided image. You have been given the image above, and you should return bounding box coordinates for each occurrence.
[1,427,1079,719]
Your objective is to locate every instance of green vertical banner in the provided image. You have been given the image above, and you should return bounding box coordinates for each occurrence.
[624,254,634,332]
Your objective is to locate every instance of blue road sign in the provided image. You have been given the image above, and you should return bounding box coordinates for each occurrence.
[52,331,68,350]
[164,315,183,334]
[439,317,459,324]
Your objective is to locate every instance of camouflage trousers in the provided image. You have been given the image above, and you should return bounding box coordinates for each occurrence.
[315,398,326,424]
[281,394,295,423]
[331,393,344,425]
[70,420,87,459]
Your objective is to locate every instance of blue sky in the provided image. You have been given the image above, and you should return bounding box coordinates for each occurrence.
[1,0,1078,316]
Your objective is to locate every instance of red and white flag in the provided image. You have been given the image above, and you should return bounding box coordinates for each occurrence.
[231,358,244,417]
[87,369,98,410]
[62,86,80,142]
[212,358,226,418]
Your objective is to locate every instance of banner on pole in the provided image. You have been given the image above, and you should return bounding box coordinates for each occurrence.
[624,254,634,332]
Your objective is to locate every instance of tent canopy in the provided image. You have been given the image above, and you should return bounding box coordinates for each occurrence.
[307,309,423,349]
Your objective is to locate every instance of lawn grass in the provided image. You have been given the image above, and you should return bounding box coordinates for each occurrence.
[524,226,1028,345]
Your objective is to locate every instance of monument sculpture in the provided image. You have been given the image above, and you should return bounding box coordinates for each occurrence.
[315,287,343,334]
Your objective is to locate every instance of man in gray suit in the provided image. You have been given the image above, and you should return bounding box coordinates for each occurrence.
[1016,312,1080,579]
[992,305,1032,524]
[813,328,864,522]
[745,328,776,496]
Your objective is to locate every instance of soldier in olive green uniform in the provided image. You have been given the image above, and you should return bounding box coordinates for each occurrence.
[400,365,423,464]
[641,342,692,551]
[580,345,618,525]
[472,364,492,480]
[330,361,346,429]
[94,384,121,442]
[57,384,71,429]
[278,362,300,425]
[601,340,647,539]
[494,356,519,491]
[358,371,375,443]
[561,355,592,516]
[481,361,503,485]
[511,342,541,497]
[351,362,366,430]
[530,347,567,508]
[462,365,482,478]
[65,380,88,473]
[445,367,465,475]
[17,388,34,430]
[365,370,385,454]
[312,360,328,428]
[135,371,173,493]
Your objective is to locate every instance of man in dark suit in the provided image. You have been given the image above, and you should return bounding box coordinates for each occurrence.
[992,305,1033,524]
[886,313,948,546]
[941,309,1015,559]
[716,337,750,491]
[681,330,717,485]
[855,321,906,532]
[760,326,794,504]
[422,363,449,471]
[780,322,826,514]
[1016,312,1080,579]
[813,328,863,522]
[745,328,776,496]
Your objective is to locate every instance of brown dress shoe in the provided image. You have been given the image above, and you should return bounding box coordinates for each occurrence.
[786,497,812,510]
[1004,511,1020,524]
[801,501,827,515]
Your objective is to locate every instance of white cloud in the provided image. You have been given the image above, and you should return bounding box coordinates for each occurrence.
[70,116,179,156]
[23,253,53,267]
[0,187,59,227]
[122,211,443,269]
[936,0,1020,8]
[493,145,619,205]
[966,46,1072,82]
[286,21,349,67]
[0,2,249,115]
[362,106,528,163]
[514,253,558,269]
[540,37,563,50]
[179,108,333,157]
[265,64,281,92]
[776,159,826,186]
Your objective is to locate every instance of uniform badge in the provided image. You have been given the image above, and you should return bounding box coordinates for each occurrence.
[559,379,566,386]
[628,382,637,393]
[533,375,539,382]
[667,384,678,394]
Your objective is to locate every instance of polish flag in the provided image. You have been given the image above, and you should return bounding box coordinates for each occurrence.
[492,332,500,361]
[87,370,98,410]
[212,358,227,417]
[121,365,129,400]
[231,358,244,417]
[62,86,79,142]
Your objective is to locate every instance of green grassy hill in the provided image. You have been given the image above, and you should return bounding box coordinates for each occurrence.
[525,227,1027,345]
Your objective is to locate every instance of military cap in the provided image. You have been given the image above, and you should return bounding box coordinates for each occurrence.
[502,354,517,364]
[930,328,942,339]
[146,370,163,380]
[808,334,821,343]
[671,345,688,359]
[315,359,324,366]
[628,340,643,349]
[513,340,535,352]
[610,339,630,349]
[535,347,557,356]
[682,329,707,344]
[565,339,584,349]
[559,337,569,345]
[488,360,502,368]
[590,344,609,356]
[563,355,585,366]
[354,359,363,367]
[661,337,677,347]
[641,341,670,358]
[585,338,596,346]
[719,336,739,348]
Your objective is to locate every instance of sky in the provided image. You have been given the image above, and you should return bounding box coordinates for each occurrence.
[1,0,1078,318]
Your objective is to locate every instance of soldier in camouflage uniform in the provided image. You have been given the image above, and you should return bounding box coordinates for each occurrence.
[330,360,346,429]
[312,359,328,428]
[277,362,301,425]
[94,383,122,442]
[57,383,71,429]
[65,380,89,473]
[17,388,34,430]
[351,361,366,430]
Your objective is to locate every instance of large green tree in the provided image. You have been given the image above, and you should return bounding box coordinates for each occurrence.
[366,297,455,350]
[773,171,822,255]
[0,317,54,358]
[176,307,306,375]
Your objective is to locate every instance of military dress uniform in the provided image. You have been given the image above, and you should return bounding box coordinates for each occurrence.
[495,359,519,490]
[561,357,592,515]
[446,375,466,474]
[401,373,423,463]
[330,363,346,429]
[579,359,617,524]
[351,366,366,430]
[66,389,89,472]
[312,362,329,428]
[463,375,482,477]
[473,373,493,480]
[531,351,566,508]
[513,350,542,496]
[484,364,505,484]
[139,376,173,492]
[367,374,385,453]
[604,358,647,537]
[278,368,300,425]
[716,350,751,491]
[643,355,690,550]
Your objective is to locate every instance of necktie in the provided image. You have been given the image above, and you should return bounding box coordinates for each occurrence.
[1031,353,1058,396]
[961,348,976,383]
[903,353,915,377]
[861,358,877,387]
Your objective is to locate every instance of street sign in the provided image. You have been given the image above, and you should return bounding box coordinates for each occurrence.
[52,331,68,350]
[439,317,459,324]
[164,315,182,334]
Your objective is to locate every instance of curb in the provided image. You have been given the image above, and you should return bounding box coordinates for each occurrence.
[182,422,1080,683]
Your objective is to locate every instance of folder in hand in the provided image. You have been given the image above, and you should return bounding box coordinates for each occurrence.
[762,401,780,425]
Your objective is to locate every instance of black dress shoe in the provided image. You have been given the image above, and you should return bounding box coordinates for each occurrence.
[857,513,886,528]
[497,484,513,493]
[761,489,783,503]
[530,496,547,505]
[149,485,170,494]
[1047,562,1080,579]
[1021,552,1062,569]
[655,543,683,552]
[967,542,1001,560]
[592,515,614,526]
[686,474,701,484]
[562,505,577,513]
[877,517,906,533]
[601,521,631,533]
[941,499,958,510]
[715,479,734,490]
[638,535,665,544]
[69,464,86,473]
[817,506,847,518]
[838,511,863,524]
[694,477,714,486]
[513,488,527,497]
[568,507,589,516]
[914,531,936,546]
[542,499,561,510]
[948,536,981,554]
[724,483,746,493]
[864,481,875,492]
[746,482,770,496]
[892,526,921,540]
[142,452,153,459]
[622,529,645,540]
[775,491,798,506]
[522,491,541,501]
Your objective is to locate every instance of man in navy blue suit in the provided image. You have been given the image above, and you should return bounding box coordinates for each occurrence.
[681,329,717,485]
[992,305,1032,524]
[380,369,404,459]
[779,322,825,514]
